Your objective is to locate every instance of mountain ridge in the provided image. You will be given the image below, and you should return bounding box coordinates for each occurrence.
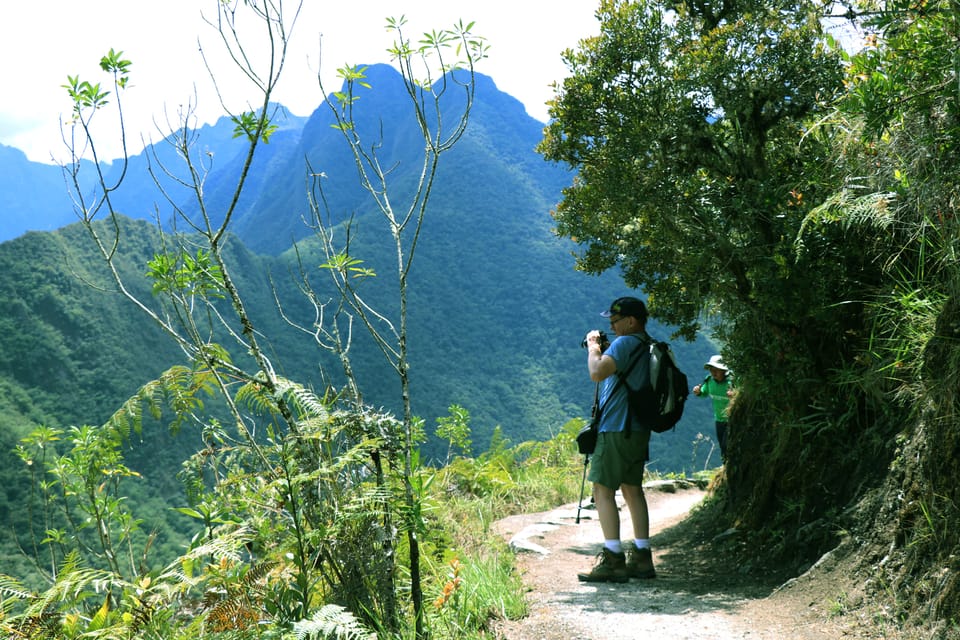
[0,66,719,471]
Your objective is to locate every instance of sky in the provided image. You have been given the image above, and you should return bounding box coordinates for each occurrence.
[0,1,600,164]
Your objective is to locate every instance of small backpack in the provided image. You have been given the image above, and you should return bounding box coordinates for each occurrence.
[621,338,690,434]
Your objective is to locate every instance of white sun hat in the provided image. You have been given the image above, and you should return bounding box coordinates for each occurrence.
[704,355,728,371]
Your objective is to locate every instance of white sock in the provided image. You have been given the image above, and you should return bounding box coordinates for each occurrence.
[604,540,623,553]
[634,539,650,550]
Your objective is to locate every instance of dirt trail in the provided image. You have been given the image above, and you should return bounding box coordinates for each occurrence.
[491,480,860,640]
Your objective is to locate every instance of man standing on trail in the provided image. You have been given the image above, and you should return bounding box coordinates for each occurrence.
[578,296,657,583]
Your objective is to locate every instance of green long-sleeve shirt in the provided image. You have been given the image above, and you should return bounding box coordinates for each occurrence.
[698,375,733,422]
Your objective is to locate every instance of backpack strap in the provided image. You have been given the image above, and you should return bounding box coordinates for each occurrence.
[613,334,653,438]
[592,334,649,432]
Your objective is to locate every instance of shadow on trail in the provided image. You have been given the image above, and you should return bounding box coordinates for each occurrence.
[650,494,797,601]
[560,493,798,619]
[546,579,758,618]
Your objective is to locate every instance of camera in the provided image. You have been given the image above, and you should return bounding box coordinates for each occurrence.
[580,330,609,350]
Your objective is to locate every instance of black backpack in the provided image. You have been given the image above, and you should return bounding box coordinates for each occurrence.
[620,336,690,434]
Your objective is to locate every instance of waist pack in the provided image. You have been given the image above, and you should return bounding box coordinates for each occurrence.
[576,417,599,455]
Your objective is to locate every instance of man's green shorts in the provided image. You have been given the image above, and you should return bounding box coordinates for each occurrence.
[588,429,650,489]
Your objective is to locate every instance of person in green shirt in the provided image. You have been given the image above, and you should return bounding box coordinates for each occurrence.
[692,355,734,461]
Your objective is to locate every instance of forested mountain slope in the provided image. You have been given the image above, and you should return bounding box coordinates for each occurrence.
[0,66,719,466]
[0,63,723,584]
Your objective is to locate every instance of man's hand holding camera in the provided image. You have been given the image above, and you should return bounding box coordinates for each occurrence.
[581,329,610,354]
[586,331,602,355]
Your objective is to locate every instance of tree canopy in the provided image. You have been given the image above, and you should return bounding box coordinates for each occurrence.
[540,0,845,338]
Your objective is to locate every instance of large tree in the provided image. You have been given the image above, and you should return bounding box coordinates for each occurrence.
[539,0,905,571]
[540,0,845,340]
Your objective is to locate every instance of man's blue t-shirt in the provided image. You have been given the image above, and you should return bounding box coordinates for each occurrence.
[597,333,650,433]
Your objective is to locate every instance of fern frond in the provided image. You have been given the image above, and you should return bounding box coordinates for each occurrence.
[151,561,201,593]
[337,483,391,517]
[796,189,897,254]
[200,561,275,633]
[0,574,33,600]
[206,593,259,632]
[243,561,276,587]
[293,604,377,639]
[235,380,276,416]
[27,554,119,617]
[181,526,254,564]
[278,378,331,421]
[102,363,221,438]
[103,377,162,439]
[2,610,60,639]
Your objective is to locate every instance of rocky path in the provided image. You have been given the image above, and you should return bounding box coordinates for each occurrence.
[491,480,862,640]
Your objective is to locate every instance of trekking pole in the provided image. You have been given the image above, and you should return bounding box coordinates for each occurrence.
[576,453,590,524]
[576,382,601,524]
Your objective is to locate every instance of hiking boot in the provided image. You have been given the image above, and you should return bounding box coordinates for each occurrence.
[625,547,656,579]
[577,548,629,583]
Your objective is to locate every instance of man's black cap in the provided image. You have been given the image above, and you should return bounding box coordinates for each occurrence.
[601,296,648,321]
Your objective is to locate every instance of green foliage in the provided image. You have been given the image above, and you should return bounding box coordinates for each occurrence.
[62,76,111,113]
[426,555,525,639]
[99,48,131,87]
[293,604,377,639]
[0,549,199,639]
[536,6,960,635]
[1,393,587,639]
[16,423,148,579]
[319,252,377,279]
[147,249,226,299]
[435,404,472,465]
[540,0,845,337]
[433,419,584,524]
[811,2,960,630]
[231,110,279,143]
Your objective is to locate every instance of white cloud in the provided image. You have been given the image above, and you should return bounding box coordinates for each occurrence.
[1,0,598,163]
